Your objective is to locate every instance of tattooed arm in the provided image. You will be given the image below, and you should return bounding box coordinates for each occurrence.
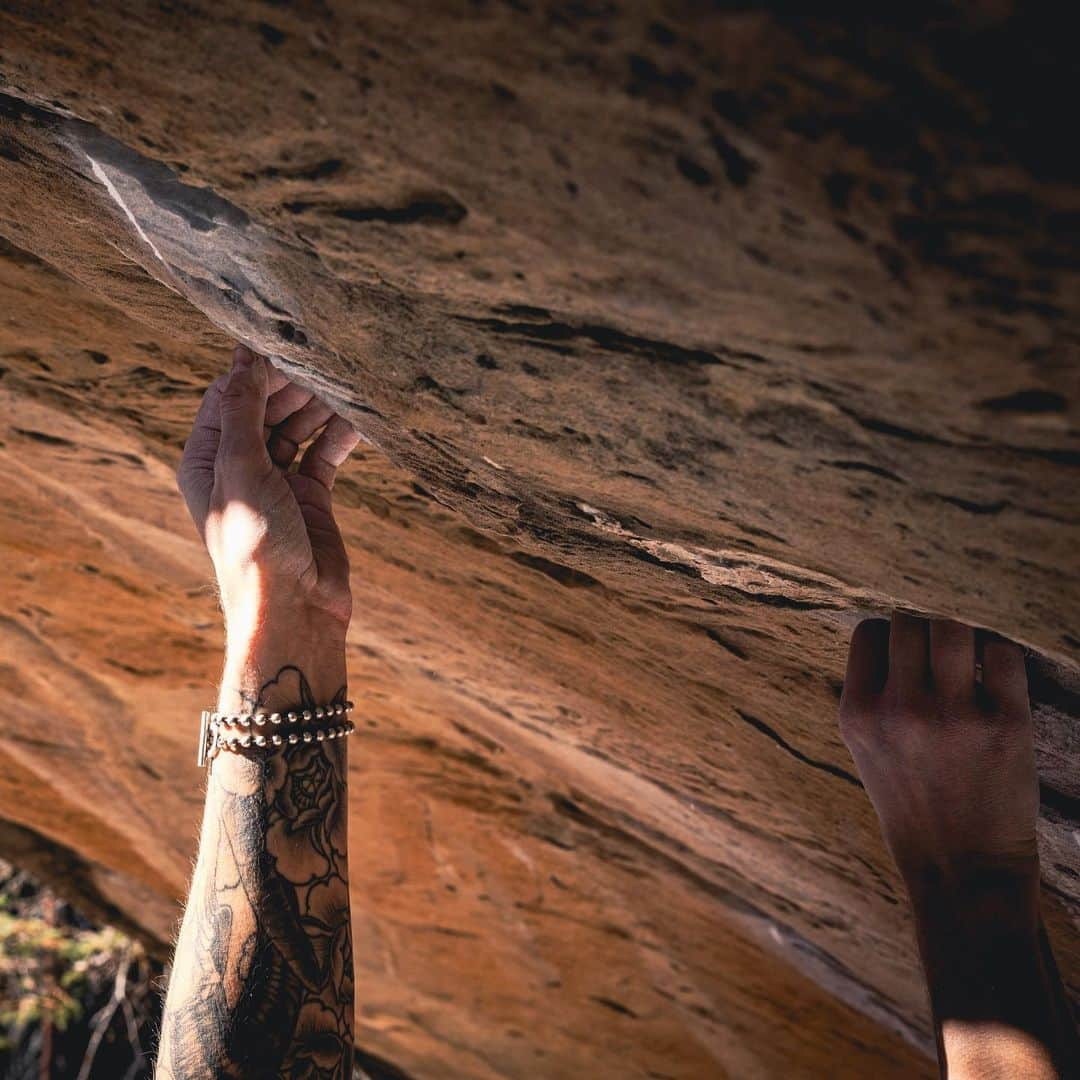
[160,346,360,1078]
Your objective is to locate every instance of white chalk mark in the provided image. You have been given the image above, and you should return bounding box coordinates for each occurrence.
[86,154,174,279]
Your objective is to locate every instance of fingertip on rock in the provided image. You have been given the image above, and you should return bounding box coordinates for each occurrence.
[233,344,255,370]
[850,616,890,654]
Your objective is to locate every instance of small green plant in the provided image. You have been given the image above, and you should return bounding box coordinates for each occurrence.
[0,909,138,1040]
[0,863,161,1078]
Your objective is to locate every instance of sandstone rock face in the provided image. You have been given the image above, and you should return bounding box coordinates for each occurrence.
[0,4,1077,1077]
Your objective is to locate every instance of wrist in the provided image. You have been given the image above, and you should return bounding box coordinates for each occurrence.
[906,856,1041,943]
[218,608,348,713]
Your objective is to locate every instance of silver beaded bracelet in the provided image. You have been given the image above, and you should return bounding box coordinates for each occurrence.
[197,701,355,767]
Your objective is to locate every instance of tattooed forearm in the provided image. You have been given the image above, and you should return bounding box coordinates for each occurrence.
[157,668,354,1079]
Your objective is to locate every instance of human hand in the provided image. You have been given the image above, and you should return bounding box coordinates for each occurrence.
[177,345,360,710]
[838,613,1039,910]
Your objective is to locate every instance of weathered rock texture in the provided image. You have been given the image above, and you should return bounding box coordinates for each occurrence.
[0,3,1077,1076]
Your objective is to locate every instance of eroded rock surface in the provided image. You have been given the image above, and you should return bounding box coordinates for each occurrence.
[0,4,1076,1077]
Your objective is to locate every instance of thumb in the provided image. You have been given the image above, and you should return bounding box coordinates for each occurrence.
[218,346,271,471]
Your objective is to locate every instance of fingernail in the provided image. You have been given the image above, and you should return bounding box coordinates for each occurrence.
[233,346,255,370]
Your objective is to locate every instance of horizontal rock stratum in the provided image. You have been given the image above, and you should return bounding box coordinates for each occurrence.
[0,3,1076,1077]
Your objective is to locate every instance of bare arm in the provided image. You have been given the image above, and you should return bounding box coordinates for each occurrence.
[158,346,360,1078]
[840,614,1079,1079]
[909,866,1076,1079]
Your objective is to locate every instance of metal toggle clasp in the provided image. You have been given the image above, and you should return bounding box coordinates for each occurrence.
[197,710,212,768]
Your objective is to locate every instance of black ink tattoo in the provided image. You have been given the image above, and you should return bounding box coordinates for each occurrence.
[157,668,353,1079]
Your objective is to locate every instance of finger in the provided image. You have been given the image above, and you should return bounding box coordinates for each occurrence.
[218,346,272,476]
[264,379,316,428]
[841,618,890,709]
[887,611,930,693]
[982,636,1030,718]
[929,619,976,702]
[264,355,290,396]
[268,398,335,470]
[298,414,361,491]
[236,348,287,445]
[176,372,228,532]
[289,472,351,595]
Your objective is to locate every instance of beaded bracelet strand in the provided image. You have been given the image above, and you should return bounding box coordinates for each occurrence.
[198,701,355,766]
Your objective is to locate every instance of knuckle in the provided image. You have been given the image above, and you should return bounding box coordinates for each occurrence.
[880,680,921,711]
[986,702,1030,730]
[220,371,255,401]
[218,390,250,415]
[175,456,200,496]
